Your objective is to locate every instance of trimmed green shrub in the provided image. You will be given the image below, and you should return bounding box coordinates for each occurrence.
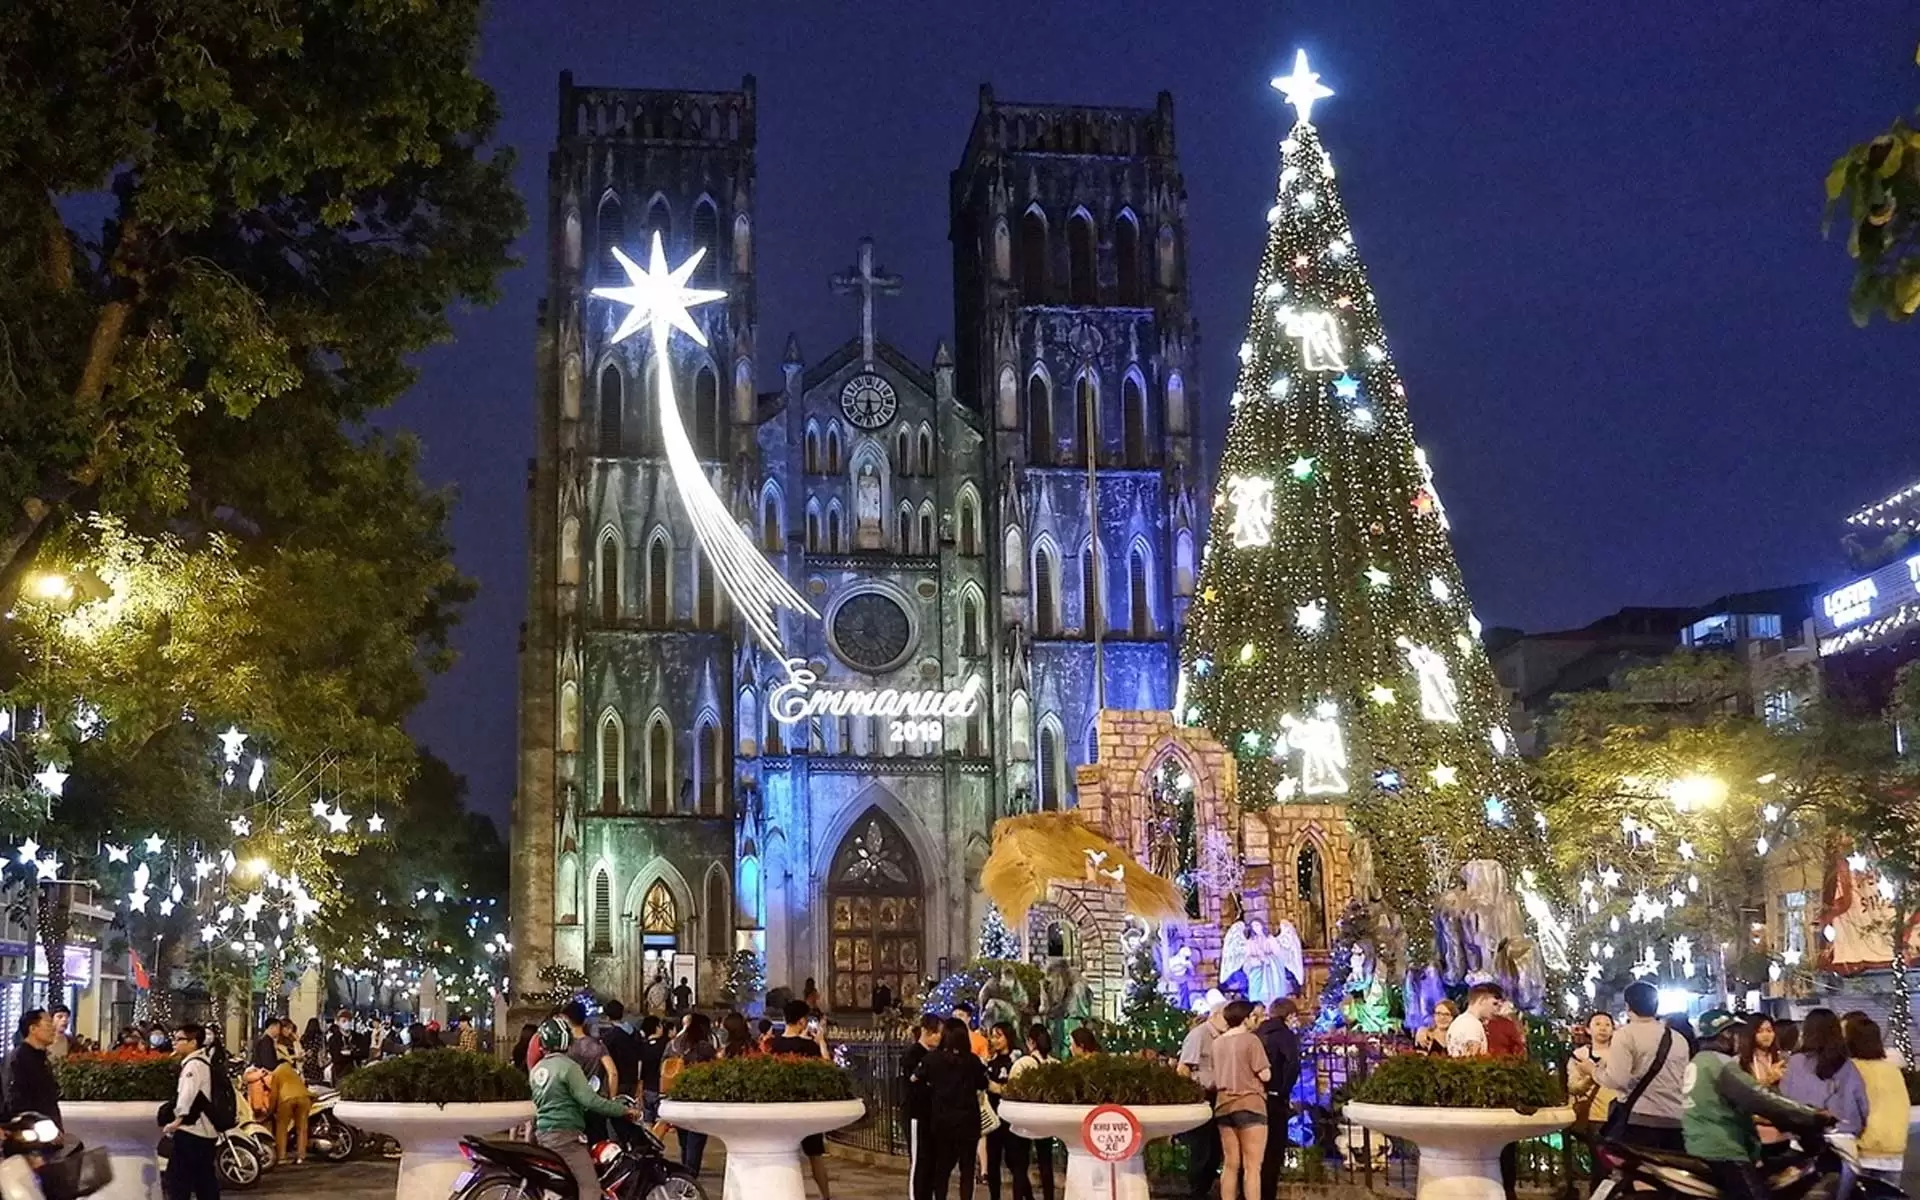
[55,1051,179,1102]
[1001,1055,1205,1106]
[666,1055,856,1103]
[337,1050,531,1104]
[1342,1052,1565,1110]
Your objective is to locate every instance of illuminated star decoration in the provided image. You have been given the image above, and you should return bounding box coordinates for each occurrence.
[218,726,248,763]
[144,834,165,854]
[105,843,130,864]
[1272,48,1335,126]
[34,856,60,881]
[33,765,69,797]
[1332,374,1361,400]
[1364,566,1391,588]
[1295,599,1327,633]
[1846,852,1868,873]
[16,839,39,865]
[324,805,352,835]
[1430,764,1458,788]
[591,233,817,666]
[230,816,251,838]
[367,812,386,834]
[1599,866,1623,890]
[1290,456,1316,480]
[240,893,266,923]
[1368,685,1396,706]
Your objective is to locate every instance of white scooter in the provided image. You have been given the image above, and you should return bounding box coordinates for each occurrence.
[0,1115,111,1200]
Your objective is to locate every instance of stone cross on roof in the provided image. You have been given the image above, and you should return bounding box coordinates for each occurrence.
[830,237,902,368]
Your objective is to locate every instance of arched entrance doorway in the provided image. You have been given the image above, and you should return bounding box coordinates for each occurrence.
[638,879,679,990]
[826,810,924,1012]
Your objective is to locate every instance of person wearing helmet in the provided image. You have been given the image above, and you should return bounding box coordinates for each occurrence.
[1682,1010,1829,1200]
[530,1017,642,1200]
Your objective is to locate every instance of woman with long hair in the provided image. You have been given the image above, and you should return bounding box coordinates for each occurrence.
[299,1017,327,1084]
[510,1023,539,1074]
[1844,1016,1908,1182]
[1004,1025,1055,1200]
[673,1013,719,1176]
[1780,1008,1866,1136]
[1738,1016,1784,1086]
[980,1023,1021,1200]
[721,1011,760,1059]
[912,1017,988,1200]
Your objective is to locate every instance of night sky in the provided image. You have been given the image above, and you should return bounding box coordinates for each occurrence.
[386,0,1919,823]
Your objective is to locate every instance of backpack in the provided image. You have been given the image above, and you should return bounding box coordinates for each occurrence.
[202,1047,240,1133]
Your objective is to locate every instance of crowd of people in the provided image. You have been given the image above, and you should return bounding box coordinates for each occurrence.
[1172,996,1305,1200]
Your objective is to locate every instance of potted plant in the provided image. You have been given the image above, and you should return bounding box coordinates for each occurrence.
[998,1055,1211,1200]
[55,1050,181,1200]
[659,1056,863,1200]
[335,1050,533,1200]
[1340,1054,1572,1200]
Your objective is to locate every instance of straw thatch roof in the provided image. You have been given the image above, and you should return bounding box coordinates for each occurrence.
[980,812,1186,923]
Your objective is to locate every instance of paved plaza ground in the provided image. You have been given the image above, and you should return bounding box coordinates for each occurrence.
[252,1148,914,1199]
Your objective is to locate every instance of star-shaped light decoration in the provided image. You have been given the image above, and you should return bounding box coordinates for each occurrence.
[1294,600,1327,633]
[200,924,219,945]
[159,899,176,917]
[240,894,266,923]
[193,858,217,881]
[1272,49,1335,125]
[1363,566,1391,589]
[16,839,39,865]
[1368,685,1396,706]
[324,805,353,835]
[230,816,251,838]
[128,889,150,914]
[310,798,330,818]
[1846,852,1869,873]
[1428,575,1452,603]
[218,726,248,763]
[1289,456,1316,480]
[144,833,165,854]
[1429,764,1458,788]
[105,843,130,864]
[367,812,386,834]
[34,856,60,881]
[33,765,69,797]
[1332,374,1361,400]
[1598,865,1623,890]
[1677,840,1696,861]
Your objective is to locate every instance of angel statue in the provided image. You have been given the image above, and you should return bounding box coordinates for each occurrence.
[1219,918,1250,996]
[1274,920,1306,998]
[1244,919,1283,1006]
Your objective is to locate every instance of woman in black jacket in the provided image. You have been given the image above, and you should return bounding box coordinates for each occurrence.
[912,1017,988,1200]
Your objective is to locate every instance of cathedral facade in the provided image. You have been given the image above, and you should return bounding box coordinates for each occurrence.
[513,74,1201,1010]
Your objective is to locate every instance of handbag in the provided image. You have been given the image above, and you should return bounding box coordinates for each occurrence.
[978,1092,1001,1135]
[1599,1027,1673,1143]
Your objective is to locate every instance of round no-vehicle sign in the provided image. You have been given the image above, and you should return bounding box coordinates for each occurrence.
[1081,1104,1143,1162]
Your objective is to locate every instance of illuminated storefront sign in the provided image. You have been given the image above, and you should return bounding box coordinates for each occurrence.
[1817,554,1920,655]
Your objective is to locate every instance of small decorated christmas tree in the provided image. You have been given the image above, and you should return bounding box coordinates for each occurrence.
[1180,52,1547,946]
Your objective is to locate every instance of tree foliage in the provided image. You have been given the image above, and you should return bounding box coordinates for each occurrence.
[1825,43,1920,324]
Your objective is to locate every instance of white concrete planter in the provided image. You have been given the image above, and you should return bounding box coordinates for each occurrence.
[62,1101,163,1200]
[1342,1102,1574,1200]
[659,1099,865,1200]
[997,1101,1213,1200]
[335,1100,534,1200]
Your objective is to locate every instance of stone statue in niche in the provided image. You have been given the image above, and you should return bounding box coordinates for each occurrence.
[854,462,884,549]
[1432,858,1544,1008]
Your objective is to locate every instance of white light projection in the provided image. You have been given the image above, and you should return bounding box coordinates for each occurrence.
[1397,637,1460,723]
[1275,307,1346,371]
[1278,702,1349,795]
[1226,476,1276,548]
[592,234,819,663]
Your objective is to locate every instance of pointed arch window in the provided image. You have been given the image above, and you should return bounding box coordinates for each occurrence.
[762,490,782,551]
[1038,724,1063,810]
[646,196,672,248]
[733,212,752,274]
[705,869,730,956]
[591,869,613,954]
[1020,209,1049,303]
[694,550,720,627]
[1067,212,1098,305]
[1123,374,1149,466]
[826,812,924,1011]
[958,492,980,556]
[1010,692,1032,759]
[1115,211,1142,304]
[1167,371,1189,435]
[1075,375,1097,465]
[691,199,719,287]
[1027,374,1053,465]
[560,516,581,586]
[1087,721,1101,764]
[738,688,758,757]
[1082,543,1100,634]
[598,712,624,811]
[805,424,821,474]
[828,505,844,554]
[1175,530,1196,596]
[598,366,624,455]
[641,880,678,935]
[965,707,986,757]
[896,505,914,554]
[764,702,785,756]
[1035,546,1059,638]
[826,425,843,474]
[896,427,913,476]
[559,681,580,753]
[919,503,936,555]
[597,194,625,280]
[693,366,721,459]
[997,366,1019,431]
[962,592,983,657]
[918,425,934,474]
[1298,843,1330,948]
[639,358,663,456]
[696,718,724,814]
[646,536,670,626]
[599,532,621,623]
[1156,224,1177,289]
[806,501,822,552]
[1004,528,1026,593]
[1129,546,1152,637]
[647,717,673,814]
[992,217,1012,281]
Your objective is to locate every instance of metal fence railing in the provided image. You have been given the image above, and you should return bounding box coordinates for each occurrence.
[831,1039,911,1156]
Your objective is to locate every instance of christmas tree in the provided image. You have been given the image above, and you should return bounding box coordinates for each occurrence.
[1180,52,1547,944]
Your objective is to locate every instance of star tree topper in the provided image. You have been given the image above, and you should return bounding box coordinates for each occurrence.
[1272,49,1335,126]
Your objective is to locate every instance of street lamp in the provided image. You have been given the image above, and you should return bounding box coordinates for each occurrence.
[25,573,73,604]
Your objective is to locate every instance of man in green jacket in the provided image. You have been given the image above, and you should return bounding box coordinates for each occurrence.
[1682,1010,1827,1200]
[530,1017,643,1199]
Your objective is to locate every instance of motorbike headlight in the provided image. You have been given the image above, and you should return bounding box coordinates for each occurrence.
[594,1141,622,1166]
[29,1120,57,1145]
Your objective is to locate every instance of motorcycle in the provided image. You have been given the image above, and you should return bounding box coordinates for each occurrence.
[449,1110,705,1200]
[0,1115,112,1200]
[306,1083,359,1162]
[1592,1111,1907,1200]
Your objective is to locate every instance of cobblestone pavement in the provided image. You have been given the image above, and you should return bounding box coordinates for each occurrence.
[248,1148,914,1198]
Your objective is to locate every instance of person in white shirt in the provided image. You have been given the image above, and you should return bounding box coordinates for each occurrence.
[163,1024,222,1199]
[1446,985,1497,1057]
